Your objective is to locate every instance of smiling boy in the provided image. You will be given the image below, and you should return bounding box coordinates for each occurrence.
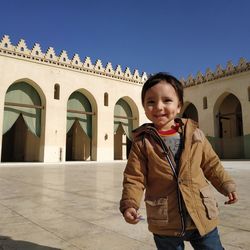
[120,72,238,250]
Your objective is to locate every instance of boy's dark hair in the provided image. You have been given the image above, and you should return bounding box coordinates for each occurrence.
[141,72,184,106]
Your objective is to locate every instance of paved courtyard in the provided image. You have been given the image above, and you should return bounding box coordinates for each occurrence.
[0,161,249,250]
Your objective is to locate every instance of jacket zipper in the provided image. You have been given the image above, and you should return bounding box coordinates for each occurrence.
[167,152,186,237]
[148,128,186,236]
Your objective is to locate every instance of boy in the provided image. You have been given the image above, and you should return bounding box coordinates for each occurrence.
[120,72,238,250]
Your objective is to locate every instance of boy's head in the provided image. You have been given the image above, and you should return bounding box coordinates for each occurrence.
[141,72,184,107]
[141,72,184,130]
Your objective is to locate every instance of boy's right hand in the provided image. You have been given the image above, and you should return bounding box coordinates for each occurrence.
[123,208,140,224]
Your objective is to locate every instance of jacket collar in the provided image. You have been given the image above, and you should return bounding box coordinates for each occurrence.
[132,118,198,140]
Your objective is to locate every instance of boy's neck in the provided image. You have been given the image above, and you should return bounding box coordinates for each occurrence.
[157,123,180,135]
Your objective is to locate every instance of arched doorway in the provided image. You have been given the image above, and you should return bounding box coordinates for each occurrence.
[215,93,244,159]
[182,103,199,122]
[1,82,42,162]
[114,99,133,160]
[66,91,93,161]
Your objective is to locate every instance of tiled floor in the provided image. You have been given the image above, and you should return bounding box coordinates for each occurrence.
[0,161,249,250]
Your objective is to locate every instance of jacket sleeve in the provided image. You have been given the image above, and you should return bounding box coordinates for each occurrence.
[200,135,236,196]
[119,139,147,214]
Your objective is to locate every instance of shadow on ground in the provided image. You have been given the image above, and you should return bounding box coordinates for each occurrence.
[0,236,60,250]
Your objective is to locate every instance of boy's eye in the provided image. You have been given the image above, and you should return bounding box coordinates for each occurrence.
[146,100,155,105]
[164,99,172,103]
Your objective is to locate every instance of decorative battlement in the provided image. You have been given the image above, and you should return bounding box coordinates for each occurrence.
[180,57,250,87]
[1,35,249,87]
[0,35,148,84]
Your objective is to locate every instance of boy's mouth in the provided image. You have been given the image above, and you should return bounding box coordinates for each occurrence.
[154,114,166,118]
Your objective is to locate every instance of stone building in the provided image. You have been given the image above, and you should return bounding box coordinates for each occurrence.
[0,35,148,163]
[181,59,250,159]
[0,35,249,163]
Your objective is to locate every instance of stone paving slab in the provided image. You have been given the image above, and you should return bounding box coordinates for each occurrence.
[0,161,249,250]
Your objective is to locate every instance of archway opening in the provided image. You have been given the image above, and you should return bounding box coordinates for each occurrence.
[66,91,93,161]
[114,99,133,160]
[215,93,243,159]
[1,82,42,162]
[182,103,199,122]
[66,119,91,161]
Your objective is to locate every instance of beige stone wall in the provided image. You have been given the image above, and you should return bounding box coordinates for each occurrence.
[181,61,250,158]
[0,35,249,162]
[0,36,148,162]
[183,71,250,136]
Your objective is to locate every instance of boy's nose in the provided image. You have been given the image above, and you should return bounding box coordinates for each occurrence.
[156,102,164,110]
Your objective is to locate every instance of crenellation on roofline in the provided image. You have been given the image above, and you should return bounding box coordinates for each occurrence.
[0,35,148,84]
[1,35,249,87]
[180,57,250,87]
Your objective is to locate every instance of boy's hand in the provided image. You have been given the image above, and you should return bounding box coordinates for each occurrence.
[225,191,238,205]
[123,208,140,224]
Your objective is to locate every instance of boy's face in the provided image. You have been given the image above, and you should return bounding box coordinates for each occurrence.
[143,80,181,131]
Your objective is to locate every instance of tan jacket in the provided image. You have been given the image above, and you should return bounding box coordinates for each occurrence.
[120,118,236,236]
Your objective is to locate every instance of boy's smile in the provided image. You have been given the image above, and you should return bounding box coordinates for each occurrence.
[143,81,181,131]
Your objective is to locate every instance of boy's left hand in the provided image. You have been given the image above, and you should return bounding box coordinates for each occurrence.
[225,191,238,205]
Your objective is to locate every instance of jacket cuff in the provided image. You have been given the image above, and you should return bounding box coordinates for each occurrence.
[120,200,138,214]
[220,181,236,196]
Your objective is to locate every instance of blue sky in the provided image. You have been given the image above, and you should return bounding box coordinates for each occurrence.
[0,0,249,79]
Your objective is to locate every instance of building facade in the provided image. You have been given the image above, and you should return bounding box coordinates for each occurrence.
[181,60,250,159]
[0,35,249,163]
[0,35,148,163]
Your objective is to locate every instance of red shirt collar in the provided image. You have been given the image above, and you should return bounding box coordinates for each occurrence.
[157,123,180,136]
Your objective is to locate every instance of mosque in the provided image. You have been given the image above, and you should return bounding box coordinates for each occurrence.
[0,35,249,163]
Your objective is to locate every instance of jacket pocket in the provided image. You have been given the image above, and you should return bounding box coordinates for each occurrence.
[145,198,168,226]
[200,186,219,219]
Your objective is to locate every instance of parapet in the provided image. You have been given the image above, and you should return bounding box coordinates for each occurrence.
[180,57,250,87]
[1,35,249,88]
[0,35,148,85]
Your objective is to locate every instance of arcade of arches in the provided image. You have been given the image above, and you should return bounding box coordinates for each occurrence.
[0,40,249,162]
[1,81,139,162]
[2,79,250,162]
[181,92,247,159]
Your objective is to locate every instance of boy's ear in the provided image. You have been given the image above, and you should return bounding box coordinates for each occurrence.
[177,103,182,113]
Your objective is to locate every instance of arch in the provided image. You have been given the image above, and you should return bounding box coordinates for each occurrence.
[181,102,199,123]
[118,96,140,132]
[113,97,139,160]
[1,80,46,162]
[213,92,244,159]
[66,89,97,161]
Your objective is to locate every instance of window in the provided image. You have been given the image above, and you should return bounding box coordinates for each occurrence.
[104,92,109,106]
[248,87,250,101]
[203,97,208,109]
[54,84,60,100]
